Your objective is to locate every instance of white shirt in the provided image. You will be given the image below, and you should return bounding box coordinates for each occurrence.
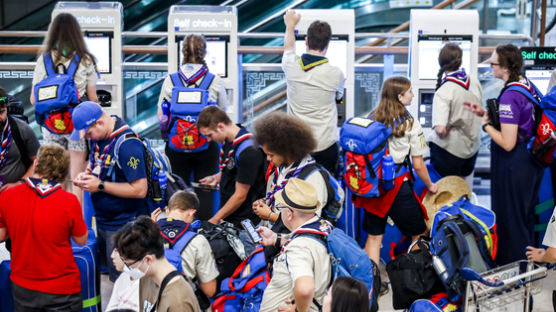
[542,208,556,248]
[106,272,140,312]
[281,49,345,152]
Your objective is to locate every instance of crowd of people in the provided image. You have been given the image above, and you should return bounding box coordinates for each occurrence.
[0,8,551,312]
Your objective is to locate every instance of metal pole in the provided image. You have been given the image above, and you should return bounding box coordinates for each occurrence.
[540,0,547,46]
[482,0,489,34]
[531,0,539,44]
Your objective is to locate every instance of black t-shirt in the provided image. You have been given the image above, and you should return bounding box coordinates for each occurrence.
[219,127,266,227]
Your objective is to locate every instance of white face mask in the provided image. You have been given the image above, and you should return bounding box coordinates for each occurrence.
[123,257,149,280]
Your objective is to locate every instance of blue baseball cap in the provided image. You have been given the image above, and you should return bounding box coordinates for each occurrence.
[70,101,103,141]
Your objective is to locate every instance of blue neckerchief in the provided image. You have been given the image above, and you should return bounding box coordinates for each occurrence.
[299,53,328,72]
[157,218,190,245]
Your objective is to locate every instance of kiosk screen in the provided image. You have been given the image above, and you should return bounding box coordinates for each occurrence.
[417,35,472,80]
[84,33,111,74]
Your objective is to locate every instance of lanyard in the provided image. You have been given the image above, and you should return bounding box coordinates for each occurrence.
[219,133,253,170]
[0,118,11,170]
[90,125,130,177]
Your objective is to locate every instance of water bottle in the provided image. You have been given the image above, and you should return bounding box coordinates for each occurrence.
[158,171,168,203]
[161,99,171,117]
[381,154,395,190]
[432,255,450,284]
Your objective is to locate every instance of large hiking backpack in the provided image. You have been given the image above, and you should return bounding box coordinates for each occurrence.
[431,195,498,259]
[167,70,216,153]
[198,222,245,287]
[430,213,499,301]
[502,77,556,166]
[297,163,345,223]
[339,116,408,197]
[292,220,379,311]
[212,247,270,312]
[34,53,80,134]
[110,133,187,211]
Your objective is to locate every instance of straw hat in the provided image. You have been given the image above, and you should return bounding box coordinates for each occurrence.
[275,178,320,213]
[422,176,471,230]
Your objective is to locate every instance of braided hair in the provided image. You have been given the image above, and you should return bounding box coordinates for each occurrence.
[435,43,462,90]
[181,34,208,69]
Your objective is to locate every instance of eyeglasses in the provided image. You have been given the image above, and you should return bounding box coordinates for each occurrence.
[275,203,293,213]
[120,256,144,271]
[489,62,500,67]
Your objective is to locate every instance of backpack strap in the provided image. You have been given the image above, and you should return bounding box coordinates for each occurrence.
[170,72,184,87]
[66,53,80,78]
[150,270,183,312]
[172,230,197,255]
[7,116,31,170]
[297,163,335,210]
[234,136,255,165]
[43,53,56,76]
[113,132,140,169]
[198,72,215,91]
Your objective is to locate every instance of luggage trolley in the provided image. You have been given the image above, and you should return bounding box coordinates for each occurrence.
[463,260,547,312]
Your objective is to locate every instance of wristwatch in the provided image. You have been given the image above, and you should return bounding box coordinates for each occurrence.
[98,181,105,191]
[482,123,491,132]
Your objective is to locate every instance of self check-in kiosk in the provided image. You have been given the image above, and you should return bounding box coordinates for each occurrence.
[168,5,239,122]
[293,9,355,124]
[522,46,556,95]
[409,10,479,133]
[52,2,124,117]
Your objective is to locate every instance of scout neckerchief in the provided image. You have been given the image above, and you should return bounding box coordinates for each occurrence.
[25,177,62,198]
[90,124,131,177]
[441,68,470,90]
[158,218,190,246]
[178,65,208,86]
[0,117,11,170]
[299,53,328,72]
[265,156,316,207]
[281,217,331,251]
[219,132,253,170]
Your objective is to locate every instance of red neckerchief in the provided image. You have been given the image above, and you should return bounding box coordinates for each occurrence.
[442,69,470,90]
[178,66,208,85]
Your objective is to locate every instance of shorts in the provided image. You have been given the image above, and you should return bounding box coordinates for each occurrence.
[430,142,478,177]
[363,181,426,236]
[42,127,87,151]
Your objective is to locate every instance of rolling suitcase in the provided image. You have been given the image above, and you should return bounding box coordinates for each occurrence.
[72,230,101,312]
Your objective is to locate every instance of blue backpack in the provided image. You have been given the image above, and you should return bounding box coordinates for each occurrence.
[212,247,270,312]
[291,220,378,310]
[430,198,501,301]
[110,133,183,211]
[167,70,215,153]
[297,163,345,223]
[34,53,80,135]
[339,116,408,198]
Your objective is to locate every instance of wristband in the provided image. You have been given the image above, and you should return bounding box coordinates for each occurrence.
[482,123,490,132]
[267,210,273,221]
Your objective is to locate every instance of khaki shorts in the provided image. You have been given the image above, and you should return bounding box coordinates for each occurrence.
[42,127,87,151]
